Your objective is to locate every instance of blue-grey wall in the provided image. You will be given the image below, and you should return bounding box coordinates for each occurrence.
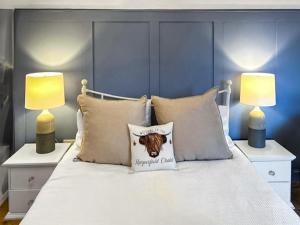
[13,10,300,178]
[0,9,13,201]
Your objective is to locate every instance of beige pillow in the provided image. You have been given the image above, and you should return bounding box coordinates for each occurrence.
[152,88,232,161]
[77,94,147,166]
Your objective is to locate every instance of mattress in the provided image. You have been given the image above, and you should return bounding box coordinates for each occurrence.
[20,144,300,225]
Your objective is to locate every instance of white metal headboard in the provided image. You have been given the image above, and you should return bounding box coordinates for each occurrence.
[80,79,232,107]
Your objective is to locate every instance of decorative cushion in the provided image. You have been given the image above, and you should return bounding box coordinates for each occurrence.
[75,99,152,147]
[77,94,147,166]
[128,122,176,172]
[152,88,233,161]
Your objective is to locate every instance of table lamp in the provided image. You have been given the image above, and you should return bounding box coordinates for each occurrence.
[25,72,65,154]
[240,73,276,148]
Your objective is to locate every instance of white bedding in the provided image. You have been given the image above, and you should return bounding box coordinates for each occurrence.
[20,144,300,225]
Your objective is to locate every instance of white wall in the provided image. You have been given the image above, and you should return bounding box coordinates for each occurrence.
[1,0,300,9]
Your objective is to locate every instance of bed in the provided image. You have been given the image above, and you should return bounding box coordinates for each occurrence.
[19,80,300,225]
[20,143,300,225]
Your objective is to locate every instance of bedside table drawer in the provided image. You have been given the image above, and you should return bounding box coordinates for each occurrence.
[269,182,291,205]
[10,167,55,190]
[252,161,291,182]
[9,190,39,213]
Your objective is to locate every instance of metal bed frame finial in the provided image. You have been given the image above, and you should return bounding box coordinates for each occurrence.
[81,79,87,95]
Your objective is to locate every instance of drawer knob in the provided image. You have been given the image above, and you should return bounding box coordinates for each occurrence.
[28,176,35,183]
[27,199,34,207]
[268,170,276,176]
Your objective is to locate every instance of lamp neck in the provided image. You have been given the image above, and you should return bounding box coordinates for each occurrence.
[249,106,265,130]
[36,109,55,134]
[253,106,262,112]
[41,109,50,114]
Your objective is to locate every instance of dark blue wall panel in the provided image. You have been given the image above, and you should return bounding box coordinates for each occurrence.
[94,22,150,97]
[13,10,300,176]
[159,22,213,97]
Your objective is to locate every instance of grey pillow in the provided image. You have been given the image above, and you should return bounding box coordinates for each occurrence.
[152,88,232,161]
[77,94,147,166]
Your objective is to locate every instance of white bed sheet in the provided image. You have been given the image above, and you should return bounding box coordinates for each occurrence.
[20,144,300,225]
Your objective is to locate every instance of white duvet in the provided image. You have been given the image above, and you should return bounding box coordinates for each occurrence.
[20,144,300,225]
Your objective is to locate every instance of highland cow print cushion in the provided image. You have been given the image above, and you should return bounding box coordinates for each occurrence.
[77,94,147,166]
[128,122,176,172]
[152,88,233,161]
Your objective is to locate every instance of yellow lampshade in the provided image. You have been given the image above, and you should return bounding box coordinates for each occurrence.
[25,72,65,110]
[240,73,276,106]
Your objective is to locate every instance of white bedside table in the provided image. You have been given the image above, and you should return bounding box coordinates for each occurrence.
[235,140,296,208]
[2,143,71,220]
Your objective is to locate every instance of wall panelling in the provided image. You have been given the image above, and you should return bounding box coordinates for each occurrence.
[13,10,300,177]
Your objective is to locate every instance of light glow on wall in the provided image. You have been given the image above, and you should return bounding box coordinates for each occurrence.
[19,22,90,67]
[222,22,276,71]
[227,47,274,70]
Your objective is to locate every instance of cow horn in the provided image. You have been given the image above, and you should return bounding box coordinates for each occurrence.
[133,133,144,137]
[164,132,171,136]
[133,132,171,137]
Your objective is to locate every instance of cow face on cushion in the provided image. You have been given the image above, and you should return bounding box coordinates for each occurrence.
[134,133,170,158]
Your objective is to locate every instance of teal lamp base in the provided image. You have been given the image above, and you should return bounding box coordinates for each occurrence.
[248,128,266,148]
[248,106,266,148]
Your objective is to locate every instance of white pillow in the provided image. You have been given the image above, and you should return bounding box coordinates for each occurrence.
[218,105,234,148]
[218,105,229,135]
[75,110,84,147]
[128,122,176,172]
[145,99,151,126]
[75,99,152,147]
